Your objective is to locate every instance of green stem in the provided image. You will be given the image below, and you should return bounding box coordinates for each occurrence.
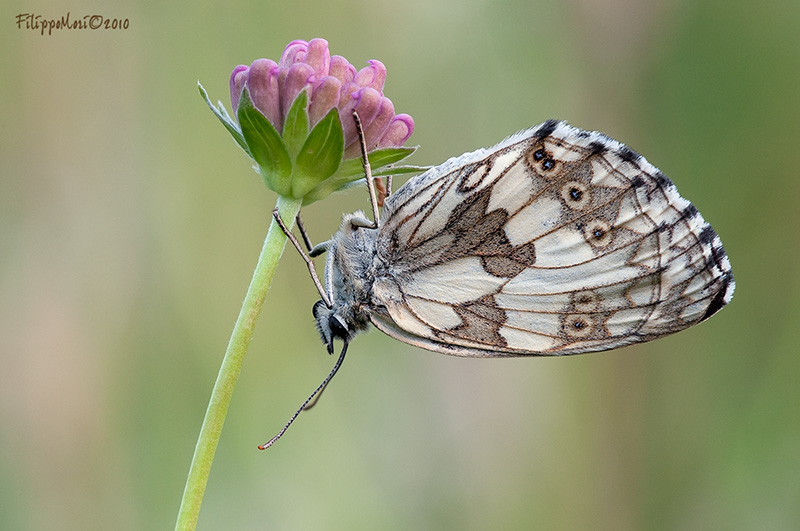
[175,195,303,531]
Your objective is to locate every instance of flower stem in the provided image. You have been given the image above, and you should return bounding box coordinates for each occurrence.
[175,195,303,531]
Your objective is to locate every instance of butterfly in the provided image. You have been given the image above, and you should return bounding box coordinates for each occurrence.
[260,118,734,449]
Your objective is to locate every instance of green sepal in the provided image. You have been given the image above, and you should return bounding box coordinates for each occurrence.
[282,90,310,160]
[237,88,292,196]
[326,165,429,195]
[334,146,419,179]
[201,80,424,204]
[302,146,427,206]
[291,107,345,199]
[372,164,429,177]
[198,81,251,157]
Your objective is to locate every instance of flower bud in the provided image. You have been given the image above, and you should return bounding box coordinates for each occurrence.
[246,59,280,129]
[308,76,342,127]
[355,60,386,92]
[380,114,415,147]
[204,38,420,203]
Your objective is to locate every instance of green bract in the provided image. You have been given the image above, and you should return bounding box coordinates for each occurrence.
[200,81,424,204]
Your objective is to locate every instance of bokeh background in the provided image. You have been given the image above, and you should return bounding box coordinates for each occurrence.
[2,0,798,529]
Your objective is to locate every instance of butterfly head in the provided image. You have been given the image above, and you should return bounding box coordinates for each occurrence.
[312,299,352,354]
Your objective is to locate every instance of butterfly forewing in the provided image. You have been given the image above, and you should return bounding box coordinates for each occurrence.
[369,120,734,357]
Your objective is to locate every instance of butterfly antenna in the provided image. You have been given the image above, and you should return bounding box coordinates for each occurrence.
[258,340,349,450]
[352,110,380,227]
[301,379,328,411]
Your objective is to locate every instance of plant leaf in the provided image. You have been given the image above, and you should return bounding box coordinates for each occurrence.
[372,165,429,177]
[237,88,292,196]
[292,107,344,199]
[334,146,418,178]
[282,90,310,160]
[198,81,251,157]
[302,166,426,205]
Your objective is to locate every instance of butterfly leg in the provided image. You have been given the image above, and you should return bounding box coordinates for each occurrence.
[295,214,330,258]
[351,110,380,229]
[292,213,331,258]
[271,208,333,308]
[294,214,314,252]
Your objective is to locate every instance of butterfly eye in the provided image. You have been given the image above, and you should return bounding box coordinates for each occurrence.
[542,158,555,170]
[328,315,349,339]
[533,149,546,161]
[569,188,582,200]
[312,299,327,318]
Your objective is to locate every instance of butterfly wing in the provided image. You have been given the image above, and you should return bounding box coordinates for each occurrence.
[367,120,734,357]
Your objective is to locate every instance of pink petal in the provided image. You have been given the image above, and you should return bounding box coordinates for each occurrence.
[340,87,382,153]
[281,62,315,121]
[229,64,249,114]
[304,38,331,78]
[309,76,342,127]
[338,81,360,104]
[363,97,395,151]
[279,40,308,67]
[355,60,386,92]
[328,56,356,85]
[378,114,414,148]
[246,59,280,127]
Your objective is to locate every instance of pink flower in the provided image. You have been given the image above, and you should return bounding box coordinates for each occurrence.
[201,39,423,202]
[230,38,414,156]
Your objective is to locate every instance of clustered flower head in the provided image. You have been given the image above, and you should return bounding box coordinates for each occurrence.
[200,38,420,204]
[230,39,414,158]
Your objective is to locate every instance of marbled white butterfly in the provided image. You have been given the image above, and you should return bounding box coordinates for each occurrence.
[260,118,734,449]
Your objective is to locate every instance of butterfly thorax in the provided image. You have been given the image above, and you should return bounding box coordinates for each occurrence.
[314,212,383,349]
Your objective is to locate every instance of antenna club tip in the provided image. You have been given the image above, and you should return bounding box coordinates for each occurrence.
[257,341,349,454]
[258,439,277,450]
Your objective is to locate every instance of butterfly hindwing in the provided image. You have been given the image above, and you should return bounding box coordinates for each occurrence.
[368,121,734,356]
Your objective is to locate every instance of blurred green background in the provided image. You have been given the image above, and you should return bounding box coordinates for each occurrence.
[1,0,798,529]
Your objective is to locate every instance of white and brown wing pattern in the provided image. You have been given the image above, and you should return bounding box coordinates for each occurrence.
[368,120,734,357]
